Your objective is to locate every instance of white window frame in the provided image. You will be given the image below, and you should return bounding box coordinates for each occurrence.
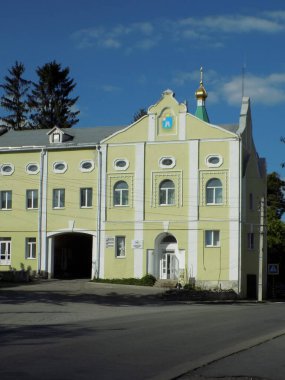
[26,237,36,259]
[53,189,65,209]
[113,181,129,206]
[0,163,14,176]
[159,156,176,169]
[205,230,220,247]
[26,189,38,209]
[0,190,12,210]
[206,178,223,205]
[159,180,175,206]
[206,154,223,168]
[113,158,129,171]
[53,161,68,174]
[80,160,95,173]
[0,238,11,265]
[115,236,126,258]
[80,188,93,208]
[26,163,40,175]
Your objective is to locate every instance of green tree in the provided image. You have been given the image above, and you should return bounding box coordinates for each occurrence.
[28,61,79,129]
[267,171,285,219]
[0,61,30,129]
[133,108,147,123]
[267,172,285,255]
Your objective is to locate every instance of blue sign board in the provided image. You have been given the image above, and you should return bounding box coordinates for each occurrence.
[268,264,279,275]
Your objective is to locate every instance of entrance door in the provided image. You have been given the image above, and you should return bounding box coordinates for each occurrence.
[161,250,177,279]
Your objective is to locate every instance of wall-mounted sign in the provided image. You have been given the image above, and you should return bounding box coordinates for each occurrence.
[162,114,173,129]
[132,240,143,249]
[105,236,115,248]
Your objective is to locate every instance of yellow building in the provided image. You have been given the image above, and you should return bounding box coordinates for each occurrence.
[0,80,266,298]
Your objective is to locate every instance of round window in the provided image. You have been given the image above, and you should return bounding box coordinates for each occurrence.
[114,159,129,170]
[2,165,12,173]
[161,158,173,166]
[27,164,39,173]
[159,156,176,169]
[80,160,94,172]
[55,163,65,171]
[208,156,220,165]
[206,155,223,167]
[115,160,127,168]
[82,161,92,170]
[53,162,67,173]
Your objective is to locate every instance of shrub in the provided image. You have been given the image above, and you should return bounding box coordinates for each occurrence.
[92,274,156,287]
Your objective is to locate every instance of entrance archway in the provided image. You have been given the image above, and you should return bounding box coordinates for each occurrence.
[152,233,179,280]
[53,233,92,279]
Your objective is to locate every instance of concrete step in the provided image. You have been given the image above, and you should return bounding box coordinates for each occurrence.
[154,279,178,288]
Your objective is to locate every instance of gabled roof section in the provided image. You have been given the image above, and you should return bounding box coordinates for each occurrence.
[148,89,187,114]
[0,126,123,150]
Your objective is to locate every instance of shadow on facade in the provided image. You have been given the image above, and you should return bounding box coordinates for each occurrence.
[53,233,92,279]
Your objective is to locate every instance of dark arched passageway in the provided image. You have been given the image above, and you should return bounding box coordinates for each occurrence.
[53,233,92,279]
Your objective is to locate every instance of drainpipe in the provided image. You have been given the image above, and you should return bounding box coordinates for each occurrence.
[38,148,46,274]
[238,137,242,294]
[96,145,102,279]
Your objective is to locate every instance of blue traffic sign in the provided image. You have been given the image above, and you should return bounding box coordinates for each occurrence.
[268,264,279,275]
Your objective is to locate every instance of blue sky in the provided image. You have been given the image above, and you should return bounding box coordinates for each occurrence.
[1,0,285,174]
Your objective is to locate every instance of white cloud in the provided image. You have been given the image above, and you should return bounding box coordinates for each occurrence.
[72,11,285,52]
[101,84,121,93]
[72,22,155,51]
[172,69,285,107]
[221,73,285,106]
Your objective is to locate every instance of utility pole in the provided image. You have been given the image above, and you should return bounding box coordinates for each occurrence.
[258,196,265,301]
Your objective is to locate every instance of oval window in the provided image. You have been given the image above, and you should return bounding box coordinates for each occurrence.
[82,161,92,170]
[80,160,94,172]
[114,159,129,170]
[116,160,127,168]
[2,165,12,173]
[206,155,223,167]
[161,158,173,166]
[159,156,176,169]
[1,164,14,175]
[55,163,65,171]
[53,162,67,173]
[208,156,220,165]
[26,163,39,174]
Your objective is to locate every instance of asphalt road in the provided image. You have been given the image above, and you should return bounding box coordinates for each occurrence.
[1,279,285,380]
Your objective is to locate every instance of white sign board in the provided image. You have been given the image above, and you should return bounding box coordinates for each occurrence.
[132,240,143,249]
[105,237,115,248]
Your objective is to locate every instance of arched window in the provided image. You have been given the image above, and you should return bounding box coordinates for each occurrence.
[113,181,128,206]
[206,178,223,204]
[159,180,175,205]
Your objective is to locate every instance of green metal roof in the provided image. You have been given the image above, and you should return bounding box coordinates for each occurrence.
[195,105,210,123]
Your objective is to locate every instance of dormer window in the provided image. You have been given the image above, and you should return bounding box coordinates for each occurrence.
[48,126,73,144]
[52,133,61,143]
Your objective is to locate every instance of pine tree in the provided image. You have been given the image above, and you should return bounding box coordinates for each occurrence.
[133,108,147,122]
[0,61,30,130]
[28,61,79,129]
